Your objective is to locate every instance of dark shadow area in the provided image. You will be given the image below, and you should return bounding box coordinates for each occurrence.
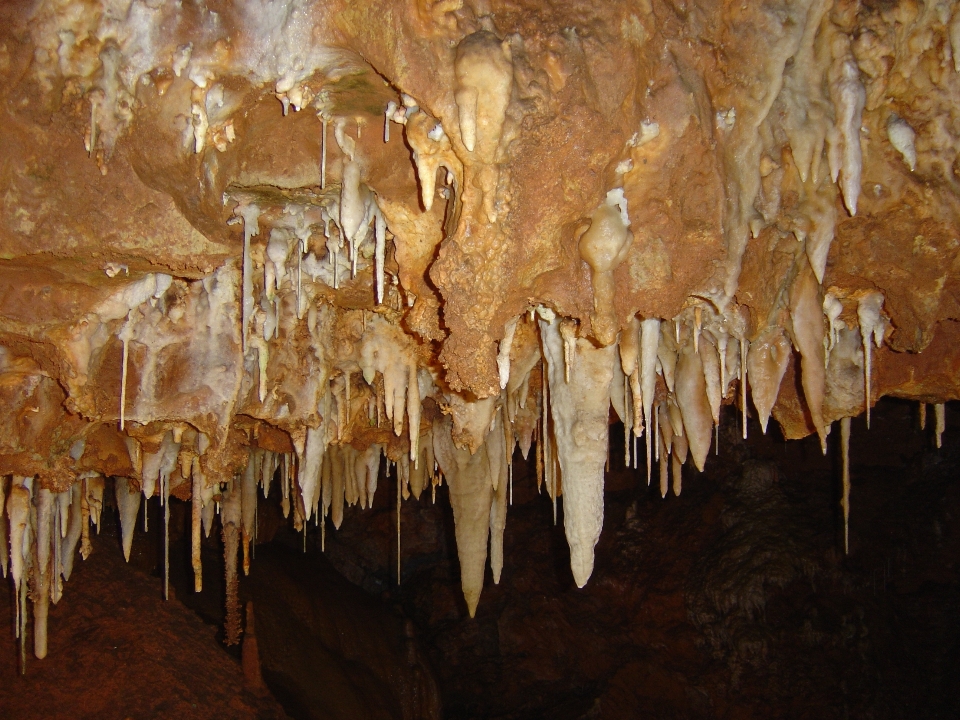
[0,504,288,719]
[316,398,960,719]
[3,398,958,720]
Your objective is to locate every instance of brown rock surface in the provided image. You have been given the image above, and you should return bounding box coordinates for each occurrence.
[3,0,960,681]
[0,515,288,720]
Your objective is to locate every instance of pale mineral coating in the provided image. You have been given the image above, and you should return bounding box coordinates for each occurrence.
[3,0,960,632]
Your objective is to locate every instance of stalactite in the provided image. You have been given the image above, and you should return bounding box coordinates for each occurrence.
[828,37,865,216]
[433,414,495,616]
[60,484,82,582]
[623,374,632,468]
[857,291,885,430]
[741,337,748,440]
[35,487,54,590]
[671,445,683,497]
[241,451,259,576]
[497,317,519,390]
[640,318,660,486]
[658,324,678,393]
[34,487,53,659]
[936,403,946,449]
[699,334,721,428]
[541,358,555,517]
[653,402,659,465]
[51,492,63,605]
[79,478,92,561]
[658,410,670,499]
[321,449,333,523]
[261,450,274,498]
[748,327,792,434]
[332,445,345,529]
[281,453,291,519]
[535,417,544,494]
[559,319,577,383]
[410,443,428,499]
[8,477,30,641]
[540,316,615,587]
[191,457,203,592]
[88,476,105,533]
[239,205,260,353]
[298,426,325,522]
[320,114,328,189]
[115,477,140,562]
[0,476,8,579]
[789,258,827,451]
[408,364,422,462]
[676,340,713,472]
[163,468,170,601]
[487,407,509,584]
[841,417,851,555]
[222,480,242,646]
[118,312,133,430]
[693,306,702,352]
[375,212,386,305]
[321,508,326,551]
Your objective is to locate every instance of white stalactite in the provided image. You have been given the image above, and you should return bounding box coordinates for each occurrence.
[886,115,916,172]
[299,426,325,523]
[238,203,262,354]
[829,38,865,216]
[433,415,494,616]
[497,317,519,390]
[579,189,633,346]
[747,327,792,434]
[789,259,828,451]
[320,115,329,188]
[640,318,660,486]
[539,316,615,588]
[60,484,82,582]
[676,341,713,472]
[115,477,140,563]
[699,334,722,427]
[857,291,885,429]
[119,313,134,430]
[486,408,509,584]
[375,211,386,305]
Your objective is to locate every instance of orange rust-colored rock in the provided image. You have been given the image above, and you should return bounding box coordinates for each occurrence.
[4,0,960,639]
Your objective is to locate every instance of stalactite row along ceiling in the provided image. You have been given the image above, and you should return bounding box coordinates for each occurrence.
[1,0,960,658]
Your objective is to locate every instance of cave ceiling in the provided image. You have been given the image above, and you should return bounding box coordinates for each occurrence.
[2,0,960,658]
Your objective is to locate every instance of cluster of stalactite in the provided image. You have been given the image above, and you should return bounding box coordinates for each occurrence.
[2,286,947,658]
[3,0,960,664]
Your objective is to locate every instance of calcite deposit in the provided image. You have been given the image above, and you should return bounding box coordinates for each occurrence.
[2,0,960,660]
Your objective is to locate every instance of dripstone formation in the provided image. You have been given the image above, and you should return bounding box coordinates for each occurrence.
[1,0,959,661]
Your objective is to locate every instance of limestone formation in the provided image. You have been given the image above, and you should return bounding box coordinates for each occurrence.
[2,0,960,658]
